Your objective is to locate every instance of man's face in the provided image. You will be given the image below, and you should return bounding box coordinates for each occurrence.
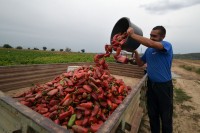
[150,29,164,42]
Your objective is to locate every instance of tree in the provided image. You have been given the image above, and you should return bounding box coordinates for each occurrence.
[43,47,47,51]
[65,47,71,52]
[28,48,30,50]
[33,47,39,50]
[51,48,55,51]
[16,46,23,49]
[3,44,12,48]
[60,49,63,52]
[81,49,85,53]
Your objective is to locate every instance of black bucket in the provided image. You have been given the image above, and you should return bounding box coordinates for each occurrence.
[110,17,143,52]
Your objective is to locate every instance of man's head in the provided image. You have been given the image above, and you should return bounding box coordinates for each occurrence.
[150,26,166,42]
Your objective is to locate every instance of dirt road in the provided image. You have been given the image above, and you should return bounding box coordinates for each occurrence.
[139,59,200,133]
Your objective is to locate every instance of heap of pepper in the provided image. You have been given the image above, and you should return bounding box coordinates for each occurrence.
[15,65,131,133]
[15,32,131,133]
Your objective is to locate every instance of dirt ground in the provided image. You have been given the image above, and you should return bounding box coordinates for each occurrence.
[139,59,200,133]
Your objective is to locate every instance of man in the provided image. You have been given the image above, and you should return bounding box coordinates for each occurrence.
[127,26,173,133]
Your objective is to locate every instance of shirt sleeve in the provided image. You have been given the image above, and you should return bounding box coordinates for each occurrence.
[161,41,172,54]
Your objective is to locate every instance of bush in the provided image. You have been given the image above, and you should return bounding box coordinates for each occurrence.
[16,46,23,49]
[51,48,55,51]
[60,49,63,52]
[33,48,39,50]
[65,47,71,52]
[3,44,12,48]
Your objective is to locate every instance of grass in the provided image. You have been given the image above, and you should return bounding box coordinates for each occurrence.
[174,87,192,104]
[190,113,200,122]
[0,48,115,66]
[180,105,195,112]
[179,64,200,75]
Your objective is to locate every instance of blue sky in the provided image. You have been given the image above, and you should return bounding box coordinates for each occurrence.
[0,0,200,54]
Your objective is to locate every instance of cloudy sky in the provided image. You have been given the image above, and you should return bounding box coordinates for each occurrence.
[0,0,200,54]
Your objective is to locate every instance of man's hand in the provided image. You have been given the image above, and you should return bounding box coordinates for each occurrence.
[127,27,134,36]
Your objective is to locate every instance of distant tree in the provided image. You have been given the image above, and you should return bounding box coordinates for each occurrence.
[43,47,47,51]
[51,48,55,51]
[81,49,85,53]
[33,47,39,50]
[16,46,23,49]
[28,48,30,50]
[3,44,12,48]
[60,49,63,52]
[65,47,71,52]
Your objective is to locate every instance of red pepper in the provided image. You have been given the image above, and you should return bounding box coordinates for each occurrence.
[38,108,48,114]
[100,101,107,108]
[91,105,99,117]
[82,116,89,126]
[64,88,74,92]
[89,116,98,124]
[66,78,73,86]
[79,102,93,109]
[49,105,58,112]
[83,85,92,93]
[60,93,70,105]
[118,85,125,94]
[112,103,118,110]
[68,106,75,114]
[47,89,58,96]
[76,110,83,119]
[62,98,72,106]
[59,110,72,120]
[49,110,58,119]
[72,125,88,133]
[91,123,103,132]
[75,120,83,126]
[107,99,113,109]
[43,112,50,118]
[84,109,91,116]
[20,101,32,107]
[49,99,59,106]
[91,92,98,100]
[54,119,60,124]
[97,108,101,118]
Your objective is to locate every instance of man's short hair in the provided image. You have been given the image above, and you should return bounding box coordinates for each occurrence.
[153,26,166,36]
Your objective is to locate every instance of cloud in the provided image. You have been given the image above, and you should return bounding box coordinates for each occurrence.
[140,0,200,14]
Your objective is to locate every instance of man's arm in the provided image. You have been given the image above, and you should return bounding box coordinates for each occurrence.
[134,50,145,67]
[127,27,164,50]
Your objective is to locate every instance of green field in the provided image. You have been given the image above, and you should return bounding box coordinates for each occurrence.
[0,48,115,66]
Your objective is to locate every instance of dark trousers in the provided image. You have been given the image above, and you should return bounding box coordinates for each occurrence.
[147,79,173,133]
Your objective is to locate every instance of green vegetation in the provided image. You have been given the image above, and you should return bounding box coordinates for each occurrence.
[0,48,114,66]
[174,53,200,60]
[179,65,200,75]
[174,87,192,104]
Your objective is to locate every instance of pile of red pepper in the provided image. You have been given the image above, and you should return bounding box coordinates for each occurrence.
[15,65,131,133]
[15,32,131,133]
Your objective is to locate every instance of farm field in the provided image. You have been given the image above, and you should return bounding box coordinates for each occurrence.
[0,48,114,66]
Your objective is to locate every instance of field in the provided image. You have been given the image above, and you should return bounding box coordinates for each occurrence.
[0,48,114,66]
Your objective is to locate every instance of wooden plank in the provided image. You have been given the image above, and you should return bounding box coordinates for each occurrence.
[0,91,69,133]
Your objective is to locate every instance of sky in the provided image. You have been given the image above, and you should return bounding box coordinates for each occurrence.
[0,0,200,54]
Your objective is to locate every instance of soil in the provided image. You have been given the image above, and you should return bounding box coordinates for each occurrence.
[139,59,200,133]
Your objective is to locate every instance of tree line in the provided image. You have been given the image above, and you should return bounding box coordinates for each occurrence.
[1,44,85,53]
